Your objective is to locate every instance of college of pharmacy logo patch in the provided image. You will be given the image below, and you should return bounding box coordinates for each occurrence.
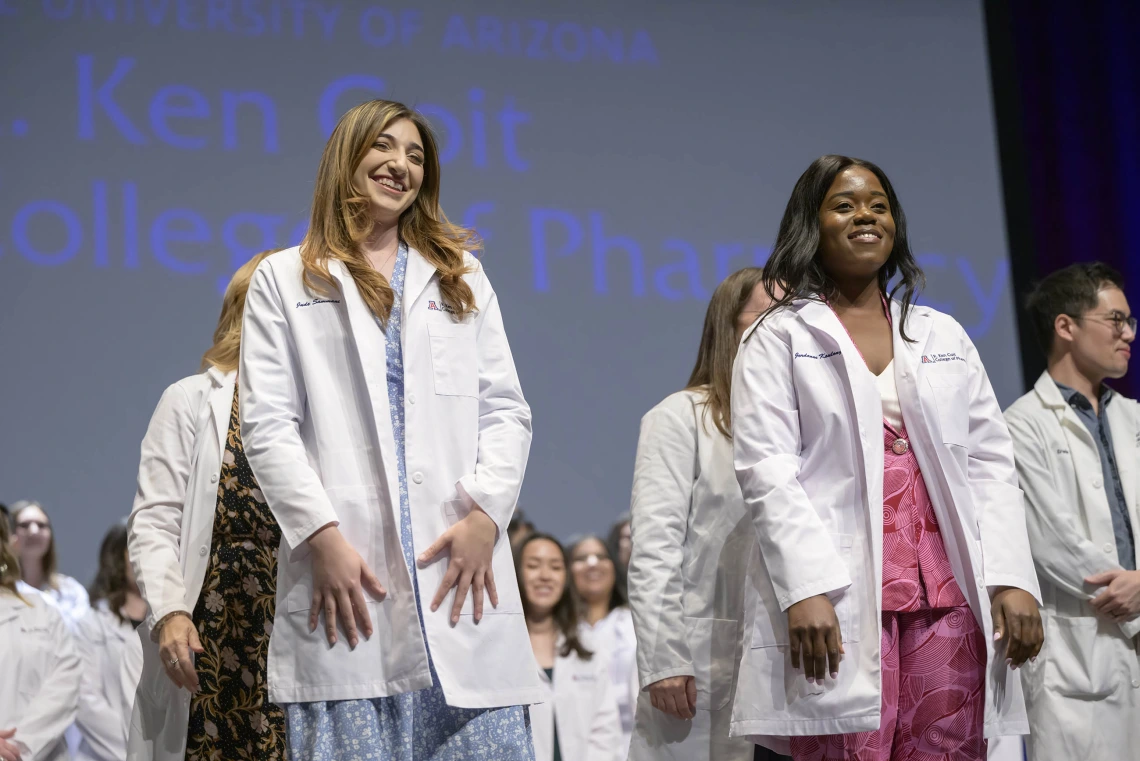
[428,300,456,314]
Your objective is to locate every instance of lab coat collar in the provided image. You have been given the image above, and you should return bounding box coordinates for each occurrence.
[0,590,33,624]
[1034,371,1097,448]
[402,246,437,318]
[205,367,237,462]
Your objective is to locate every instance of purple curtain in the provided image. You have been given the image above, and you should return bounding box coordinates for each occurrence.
[990,0,1140,398]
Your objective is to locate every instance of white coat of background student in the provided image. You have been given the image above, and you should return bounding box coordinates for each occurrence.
[518,533,623,761]
[0,506,82,761]
[1004,262,1140,761]
[73,523,145,761]
[627,266,779,761]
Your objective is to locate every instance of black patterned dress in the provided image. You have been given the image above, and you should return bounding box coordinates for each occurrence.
[185,386,287,761]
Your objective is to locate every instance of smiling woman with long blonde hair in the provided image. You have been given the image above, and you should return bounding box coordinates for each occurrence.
[239,99,540,759]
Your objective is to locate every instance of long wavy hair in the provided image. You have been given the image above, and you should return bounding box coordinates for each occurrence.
[302,99,479,327]
[0,506,26,602]
[88,522,133,624]
[761,155,925,341]
[516,533,592,661]
[200,249,279,372]
[686,267,766,437]
[10,501,59,589]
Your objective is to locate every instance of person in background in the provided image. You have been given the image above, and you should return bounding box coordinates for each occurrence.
[731,155,1042,759]
[628,266,778,761]
[10,500,90,627]
[568,534,640,757]
[509,508,537,554]
[127,250,284,761]
[1004,262,1140,761]
[519,533,622,761]
[74,522,146,761]
[606,515,633,572]
[0,500,82,761]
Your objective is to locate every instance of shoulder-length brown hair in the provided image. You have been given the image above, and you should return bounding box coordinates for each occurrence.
[302,99,479,326]
[686,267,766,438]
[201,249,279,372]
[515,533,593,661]
[10,500,58,589]
[88,522,132,624]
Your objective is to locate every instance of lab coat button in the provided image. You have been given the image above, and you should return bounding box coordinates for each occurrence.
[199,546,208,556]
[1132,679,1140,689]
[901,371,910,379]
[1104,543,1115,554]
[976,576,985,588]
[408,394,416,404]
[412,472,424,484]
[1092,478,1103,489]
[210,474,219,484]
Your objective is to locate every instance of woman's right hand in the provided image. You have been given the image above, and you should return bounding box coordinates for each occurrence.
[158,613,203,693]
[0,728,22,761]
[308,524,387,648]
[648,675,696,720]
[787,594,844,681]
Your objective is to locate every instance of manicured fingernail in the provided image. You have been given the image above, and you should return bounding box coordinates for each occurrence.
[1005,658,1012,666]
[1031,656,1037,663]
[993,632,1001,641]
[452,614,459,624]
[831,671,838,679]
[350,638,358,649]
[807,676,815,684]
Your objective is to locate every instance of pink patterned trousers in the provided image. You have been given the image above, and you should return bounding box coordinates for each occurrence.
[790,423,987,760]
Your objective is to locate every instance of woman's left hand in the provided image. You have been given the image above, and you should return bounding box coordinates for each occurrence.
[991,586,1043,667]
[419,508,499,624]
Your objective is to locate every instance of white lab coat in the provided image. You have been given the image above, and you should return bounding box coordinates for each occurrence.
[579,607,640,758]
[73,603,145,761]
[530,638,623,761]
[729,299,1041,750]
[0,590,82,761]
[239,245,542,707]
[125,367,236,761]
[626,389,757,761]
[1004,371,1140,760]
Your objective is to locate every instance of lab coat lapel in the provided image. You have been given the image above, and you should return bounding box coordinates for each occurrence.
[797,300,883,538]
[401,246,437,320]
[1106,391,1140,564]
[205,367,232,460]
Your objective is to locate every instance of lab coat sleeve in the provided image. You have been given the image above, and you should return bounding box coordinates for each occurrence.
[127,381,197,630]
[240,262,340,558]
[13,608,81,761]
[1005,409,1140,639]
[962,329,1041,602]
[455,264,532,537]
[628,404,696,688]
[587,652,625,761]
[73,612,128,761]
[732,322,851,611]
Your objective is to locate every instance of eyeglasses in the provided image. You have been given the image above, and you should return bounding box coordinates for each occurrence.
[1077,311,1138,337]
[570,552,613,567]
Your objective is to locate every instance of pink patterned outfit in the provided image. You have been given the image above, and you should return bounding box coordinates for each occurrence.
[791,419,987,761]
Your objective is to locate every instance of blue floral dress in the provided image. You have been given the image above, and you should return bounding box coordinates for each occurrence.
[283,244,535,761]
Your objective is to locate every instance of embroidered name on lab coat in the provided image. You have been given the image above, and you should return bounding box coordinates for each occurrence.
[794,351,842,360]
[295,298,341,308]
[921,352,965,364]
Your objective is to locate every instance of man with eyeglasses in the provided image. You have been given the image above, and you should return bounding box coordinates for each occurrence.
[1004,262,1140,761]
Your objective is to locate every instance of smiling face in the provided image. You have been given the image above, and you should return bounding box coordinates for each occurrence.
[817,166,897,285]
[521,538,567,618]
[570,537,616,605]
[350,117,425,227]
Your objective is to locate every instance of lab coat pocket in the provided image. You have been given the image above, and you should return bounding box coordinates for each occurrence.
[927,373,969,447]
[434,498,522,616]
[683,617,738,710]
[427,323,478,398]
[1040,616,1121,699]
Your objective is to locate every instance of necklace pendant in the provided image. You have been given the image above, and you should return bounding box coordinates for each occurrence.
[891,438,910,455]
